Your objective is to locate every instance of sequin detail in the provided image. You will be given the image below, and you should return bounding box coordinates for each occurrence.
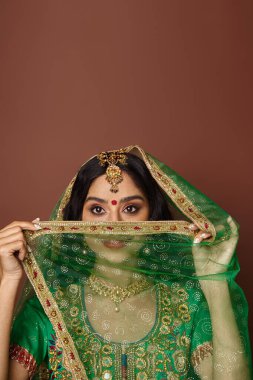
[9,344,37,379]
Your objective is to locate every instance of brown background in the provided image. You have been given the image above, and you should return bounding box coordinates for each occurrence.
[0,1,252,343]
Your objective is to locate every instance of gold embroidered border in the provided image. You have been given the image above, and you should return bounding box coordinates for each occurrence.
[22,251,88,380]
[191,341,213,368]
[134,146,216,240]
[56,176,78,221]
[25,220,196,241]
[55,145,216,241]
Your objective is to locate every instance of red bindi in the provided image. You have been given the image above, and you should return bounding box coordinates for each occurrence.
[111,200,117,205]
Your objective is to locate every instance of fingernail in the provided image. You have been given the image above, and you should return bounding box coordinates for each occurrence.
[200,232,211,239]
[32,217,40,223]
[33,224,42,230]
[193,237,201,243]
[188,224,198,231]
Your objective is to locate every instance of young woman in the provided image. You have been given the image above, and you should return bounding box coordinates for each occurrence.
[0,145,251,379]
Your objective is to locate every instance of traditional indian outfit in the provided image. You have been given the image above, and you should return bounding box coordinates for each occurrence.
[9,145,252,379]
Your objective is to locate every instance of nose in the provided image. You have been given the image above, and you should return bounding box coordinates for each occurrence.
[107,208,123,222]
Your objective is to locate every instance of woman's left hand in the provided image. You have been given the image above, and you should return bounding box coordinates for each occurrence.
[189,216,239,276]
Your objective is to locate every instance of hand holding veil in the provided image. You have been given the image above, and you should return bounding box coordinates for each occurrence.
[192,216,239,277]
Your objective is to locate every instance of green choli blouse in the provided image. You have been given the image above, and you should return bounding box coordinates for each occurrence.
[10,282,213,379]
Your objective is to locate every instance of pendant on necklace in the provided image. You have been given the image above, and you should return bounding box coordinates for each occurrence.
[115,303,120,312]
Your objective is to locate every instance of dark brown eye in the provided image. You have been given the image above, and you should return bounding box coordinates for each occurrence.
[90,206,105,215]
[123,205,139,213]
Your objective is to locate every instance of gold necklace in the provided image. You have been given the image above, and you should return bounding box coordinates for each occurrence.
[87,274,152,312]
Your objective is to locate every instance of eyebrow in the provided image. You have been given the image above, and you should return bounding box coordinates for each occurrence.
[84,195,145,204]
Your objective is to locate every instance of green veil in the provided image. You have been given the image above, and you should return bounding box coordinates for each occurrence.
[12,145,252,379]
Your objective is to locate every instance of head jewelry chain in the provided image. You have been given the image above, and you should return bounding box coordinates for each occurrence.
[97,149,128,192]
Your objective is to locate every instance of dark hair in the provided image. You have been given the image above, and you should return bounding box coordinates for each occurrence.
[63,153,172,221]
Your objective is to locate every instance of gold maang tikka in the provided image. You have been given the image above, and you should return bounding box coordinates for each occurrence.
[97,149,128,192]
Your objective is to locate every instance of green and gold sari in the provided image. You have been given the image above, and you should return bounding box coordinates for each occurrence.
[9,145,252,379]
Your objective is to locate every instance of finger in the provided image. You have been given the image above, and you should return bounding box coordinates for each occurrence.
[0,226,27,238]
[227,216,238,236]
[0,221,42,233]
[32,217,40,223]
[216,224,224,232]
[14,249,26,261]
[193,231,212,243]
[188,223,199,231]
[0,240,27,261]
[0,231,26,245]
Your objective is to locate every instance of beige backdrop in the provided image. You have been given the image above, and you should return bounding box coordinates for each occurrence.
[0,1,252,343]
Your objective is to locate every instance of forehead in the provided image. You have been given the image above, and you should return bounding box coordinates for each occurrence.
[87,172,144,197]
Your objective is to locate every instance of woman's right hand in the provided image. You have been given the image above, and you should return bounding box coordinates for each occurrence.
[0,220,41,282]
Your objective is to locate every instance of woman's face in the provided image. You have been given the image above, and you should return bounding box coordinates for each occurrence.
[82,171,149,260]
[82,171,150,222]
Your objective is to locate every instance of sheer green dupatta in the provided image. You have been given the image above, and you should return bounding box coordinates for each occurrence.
[18,145,252,379]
